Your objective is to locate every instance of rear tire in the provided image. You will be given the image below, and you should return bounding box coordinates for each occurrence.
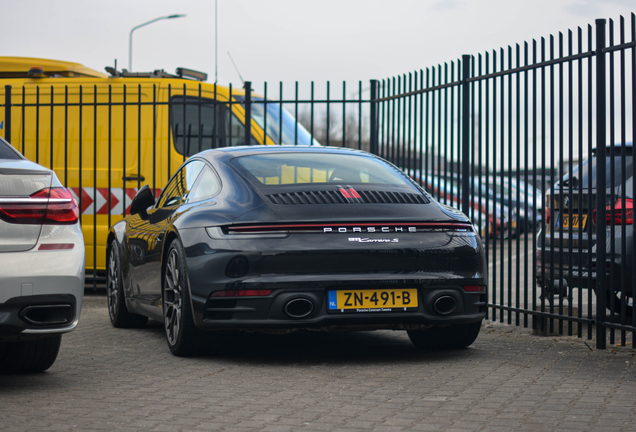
[107,240,148,328]
[163,239,213,357]
[407,321,482,350]
[0,335,62,374]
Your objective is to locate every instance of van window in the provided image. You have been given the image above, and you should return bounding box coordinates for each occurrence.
[171,97,225,156]
[234,96,320,146]
[170,97,255,157]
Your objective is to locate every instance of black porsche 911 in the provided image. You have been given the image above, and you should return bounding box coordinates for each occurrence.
[106,145,487,356]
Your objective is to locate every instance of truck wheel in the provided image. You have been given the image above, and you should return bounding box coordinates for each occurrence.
[407,321,482,350]
[0,335,62,373]
[107,240,148,328]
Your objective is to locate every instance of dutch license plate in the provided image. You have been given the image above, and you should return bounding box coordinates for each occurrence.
[560,213,587,229]
[328,289,418,313]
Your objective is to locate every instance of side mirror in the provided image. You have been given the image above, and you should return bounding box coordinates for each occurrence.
[130,185,156,217]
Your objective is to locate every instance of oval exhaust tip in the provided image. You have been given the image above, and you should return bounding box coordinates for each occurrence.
[284,298,314,319]
[433,295,457,315]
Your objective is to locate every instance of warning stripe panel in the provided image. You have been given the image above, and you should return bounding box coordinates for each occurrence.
[70,187,163,215]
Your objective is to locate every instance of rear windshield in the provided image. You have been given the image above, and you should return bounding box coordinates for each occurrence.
[0,138,22,160]
[232,152,414,188]
[560,154,633,189]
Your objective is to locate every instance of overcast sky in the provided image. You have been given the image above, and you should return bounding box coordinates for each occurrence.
[2,0,634,90]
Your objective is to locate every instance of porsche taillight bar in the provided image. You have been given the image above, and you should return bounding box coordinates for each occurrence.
[227,221,474,233]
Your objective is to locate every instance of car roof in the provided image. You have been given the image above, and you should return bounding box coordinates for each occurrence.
[199,145,374,160]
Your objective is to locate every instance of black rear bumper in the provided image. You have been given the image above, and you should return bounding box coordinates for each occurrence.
[190,283,487,331]
[0,294,77,342]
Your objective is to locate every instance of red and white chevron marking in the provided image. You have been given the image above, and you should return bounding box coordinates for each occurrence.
[69,187,162,215]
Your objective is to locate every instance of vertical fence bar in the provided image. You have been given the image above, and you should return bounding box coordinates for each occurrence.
[122,85,127,215]
[295,82,299,145]
[342,81,346,147]
[608,19,617,345]
[507,45,513,326]
[369,80,379,155]
[50,86,54,170]
[20,87,25,155]
[244,81,252,146]
[107,85,112,230]
[619,15,627,345]
[64,86,69,187]
[595,18,608,349]
[566,29,574,335]
[461,55,471,216]
[631,12,636,335]
[78,86,83,228]
[358,81,362,150]
[587,24,594,339]
[35,87,40,164]
[576,26,584,338]
[92,85,98,289]
[3,85,10,143]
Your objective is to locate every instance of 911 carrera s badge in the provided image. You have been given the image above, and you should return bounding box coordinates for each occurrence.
[348,237,399,243]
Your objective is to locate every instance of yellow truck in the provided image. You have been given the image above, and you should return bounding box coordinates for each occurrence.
[0,57,318,274]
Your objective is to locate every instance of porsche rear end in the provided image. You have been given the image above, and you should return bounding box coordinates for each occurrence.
[182,200,486,331]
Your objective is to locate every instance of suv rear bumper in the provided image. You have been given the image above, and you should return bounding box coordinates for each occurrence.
[0,294,79,342]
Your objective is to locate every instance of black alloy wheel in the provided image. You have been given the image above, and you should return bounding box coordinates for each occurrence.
[407,321,483,350]
[163,239,212,357]
[107,240,148,328]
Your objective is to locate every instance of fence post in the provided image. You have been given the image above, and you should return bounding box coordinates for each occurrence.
[595,18,607,350]
[369,79,379,155]
[461,55,471,216]
[244,81,251,145]
[4,85,11,143]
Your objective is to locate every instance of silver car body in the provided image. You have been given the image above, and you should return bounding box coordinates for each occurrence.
[0,141,84,339]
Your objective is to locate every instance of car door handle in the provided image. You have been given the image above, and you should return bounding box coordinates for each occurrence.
[123,174,146,182]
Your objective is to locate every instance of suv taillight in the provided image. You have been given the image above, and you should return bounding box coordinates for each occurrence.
[0,187,79,225]
[592,198,634,225]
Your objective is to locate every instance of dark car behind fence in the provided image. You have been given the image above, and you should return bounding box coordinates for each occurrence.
[1,15,635,348]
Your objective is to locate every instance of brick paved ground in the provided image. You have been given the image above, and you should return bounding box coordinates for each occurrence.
[1,293,635,432]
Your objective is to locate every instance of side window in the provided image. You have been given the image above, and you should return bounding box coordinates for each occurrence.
[0,138,22,160]
[158,160,205,207]
[171,97,226,156]
[187,166,222,203]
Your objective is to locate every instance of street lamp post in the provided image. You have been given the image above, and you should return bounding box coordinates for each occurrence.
[129,14,186,72]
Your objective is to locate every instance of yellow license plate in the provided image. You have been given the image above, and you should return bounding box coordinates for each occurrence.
[328,289,418,312]
[561,214,587,229]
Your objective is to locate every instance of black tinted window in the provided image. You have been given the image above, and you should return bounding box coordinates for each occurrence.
[170,97,256,156]
[0,138,22,160]
[171,97,226,156]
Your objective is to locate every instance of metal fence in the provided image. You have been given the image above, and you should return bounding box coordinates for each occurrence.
[370,15,636,349]
[1,14,635,348]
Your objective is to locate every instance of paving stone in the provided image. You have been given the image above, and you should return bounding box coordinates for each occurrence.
[0,293,634,431]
